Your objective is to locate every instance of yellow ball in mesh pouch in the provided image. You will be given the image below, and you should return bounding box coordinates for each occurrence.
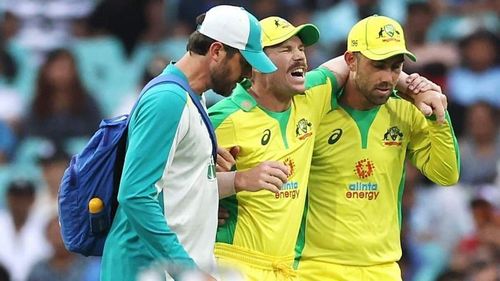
[88,197,104,214]
[88,197,108,234]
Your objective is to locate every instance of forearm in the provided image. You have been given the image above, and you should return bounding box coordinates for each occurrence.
[320,55,349,87]
[217,171,236,199]
[396,72,414,100]
[411,114,460,185]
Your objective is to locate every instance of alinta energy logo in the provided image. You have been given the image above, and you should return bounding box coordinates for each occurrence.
[283,157,295,179]
[346,159,379,200]
[296,118,313,140]
[383,126,403,146]
[275,157,300,200]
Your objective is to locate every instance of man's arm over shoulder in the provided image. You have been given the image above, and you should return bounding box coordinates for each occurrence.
[406,100,460,186]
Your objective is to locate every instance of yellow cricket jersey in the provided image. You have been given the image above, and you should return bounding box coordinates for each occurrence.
[295,92,460,268]
[208,67,339,257]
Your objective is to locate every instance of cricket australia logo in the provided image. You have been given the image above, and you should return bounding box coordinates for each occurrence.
[377,24,401,42]
[383,126,403,146]
[274,18,291,29]
[296,118,312,140]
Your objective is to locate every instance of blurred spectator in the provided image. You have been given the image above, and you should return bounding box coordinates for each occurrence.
[448,30,500,108]
[70,4,133,116]
[408,184,474,281]
[0,10,36,99]
[26,216,100,281]
[32,145,70,220]
[446,198,500,280]
[0,180,51,281]
[404,1,459,74]
[2,0,95,62]
[24,49,102,144]
[0,121,16,165]
[311,0,406,55]
[250,0,283,19]
[0,25,25,130]
[0,263,9,281]
[459,102,500,186]
[129,0,187,94]
[427,0,499,42]
[114,55,169,116]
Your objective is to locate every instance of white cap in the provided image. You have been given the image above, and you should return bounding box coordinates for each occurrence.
[198,5,277,74]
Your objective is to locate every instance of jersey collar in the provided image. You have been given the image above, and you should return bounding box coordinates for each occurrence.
[230,81,259,112]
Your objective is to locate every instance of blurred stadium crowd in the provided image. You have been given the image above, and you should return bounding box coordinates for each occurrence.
[0,0,498,281]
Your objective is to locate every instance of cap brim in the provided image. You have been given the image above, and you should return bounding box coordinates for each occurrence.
[361,47,417,62]
[262,24,320,48]
[295,24,320,47]
[240,49,277,74]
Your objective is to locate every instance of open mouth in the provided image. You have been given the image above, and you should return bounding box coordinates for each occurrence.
[290,67,305,78]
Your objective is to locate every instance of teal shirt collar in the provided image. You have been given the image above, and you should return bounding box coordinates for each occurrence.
[162,62,202,100]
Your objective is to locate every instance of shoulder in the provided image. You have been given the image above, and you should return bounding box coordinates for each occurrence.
[138,83,188,111]
[208,97,241,129]
[305,67,337,90]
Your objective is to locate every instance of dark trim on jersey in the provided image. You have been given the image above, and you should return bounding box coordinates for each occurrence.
[446,112,461,175]
[216,195,239,244]
[294,193,309,269]
[397,168,406,230]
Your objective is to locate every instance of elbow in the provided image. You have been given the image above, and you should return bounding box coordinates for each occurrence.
[436,172,460,186]
[117,189,135,213]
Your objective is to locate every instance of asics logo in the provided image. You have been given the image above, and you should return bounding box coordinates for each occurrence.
[261,129,271,145]
[328,129,342,144]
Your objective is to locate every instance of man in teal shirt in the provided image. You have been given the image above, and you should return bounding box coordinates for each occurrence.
[100,5,288,281]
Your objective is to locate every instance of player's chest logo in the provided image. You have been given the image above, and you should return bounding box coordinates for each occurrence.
[296,118,313,140]
[261,129,271,145]
[328,128,342,145]
[382,126,404,146]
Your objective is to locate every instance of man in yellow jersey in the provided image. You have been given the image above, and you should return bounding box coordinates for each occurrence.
[209,16,445,281]
[295,15,460,281]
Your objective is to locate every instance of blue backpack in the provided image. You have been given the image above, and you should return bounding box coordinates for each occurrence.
[58,74,217,256]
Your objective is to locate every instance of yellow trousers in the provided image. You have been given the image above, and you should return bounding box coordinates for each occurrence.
[298,260,402,281]
[215,243,298,281]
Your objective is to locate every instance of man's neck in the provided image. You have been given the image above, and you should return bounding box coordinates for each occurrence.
[249,80,292,112]
[175,52,210,95]
[340,78,372,110]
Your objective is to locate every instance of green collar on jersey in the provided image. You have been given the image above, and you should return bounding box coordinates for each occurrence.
[229,82,259,112]
[332,87,400,111]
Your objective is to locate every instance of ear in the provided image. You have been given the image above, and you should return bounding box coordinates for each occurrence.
[344,51,357,72]
[208,42,225,63]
